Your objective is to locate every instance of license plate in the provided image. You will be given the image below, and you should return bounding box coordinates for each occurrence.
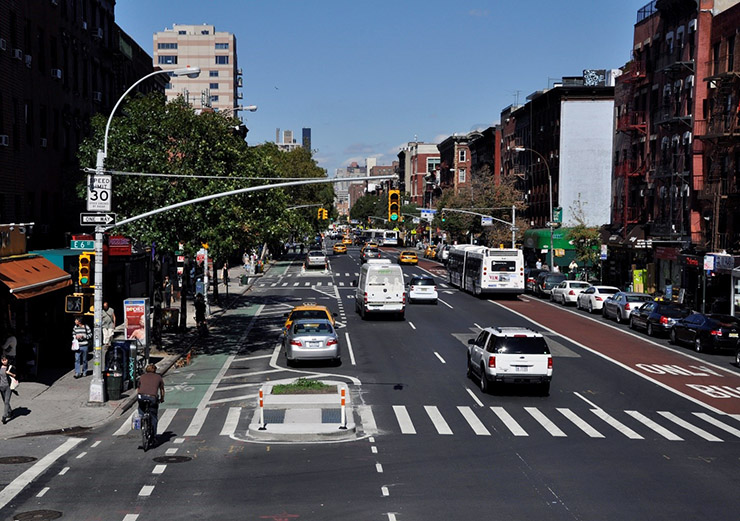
[308,341,321,348]
[730,333,738,338]
[515,366,528,372]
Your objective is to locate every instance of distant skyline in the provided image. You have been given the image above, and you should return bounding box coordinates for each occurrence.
[115,0,649,177]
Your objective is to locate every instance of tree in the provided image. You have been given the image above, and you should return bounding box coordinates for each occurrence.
[349,194,382,224]
[566,198,601,268]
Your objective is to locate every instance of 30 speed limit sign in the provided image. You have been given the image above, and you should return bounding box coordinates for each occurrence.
[87,174,112,212]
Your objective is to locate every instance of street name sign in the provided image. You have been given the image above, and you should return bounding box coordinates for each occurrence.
[80,212,116,226]
[71,240,95,249]
[87,174,112,212]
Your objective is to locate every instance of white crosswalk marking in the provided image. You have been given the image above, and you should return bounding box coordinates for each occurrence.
[425,406,452,435]
[491,406,528,436]
[458,406,490,436]
[557,408,604,438]
[525,407,567,437]
[304,282,310,286]
[590,408,643,439]
[281,283,288,287]
[625,410,683,441]
[184,408,210,437]
[657,411,722,442]
[693,412,740,438]
[157,408,177,435]
[220,407,241,436]
[339,282,345,286]
[393,405,416,434]
[317,282,322,287]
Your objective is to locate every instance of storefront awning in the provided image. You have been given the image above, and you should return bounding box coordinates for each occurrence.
[522,228,575,250]
[0,256,72,299]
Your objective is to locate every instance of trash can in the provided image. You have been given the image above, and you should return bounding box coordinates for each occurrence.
[163,307,179,330]
[105,342,129,400]
[240,274,248,286]
[105,369,123,401]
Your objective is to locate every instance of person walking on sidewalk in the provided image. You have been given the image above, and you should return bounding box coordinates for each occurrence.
[72,316,91,378]
[163,275,173,308]
[1,330,17,367]
[0,356,16,424]
[102,302,116,346]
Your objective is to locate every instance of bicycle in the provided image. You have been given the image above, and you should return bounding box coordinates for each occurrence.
[138,394,158,451]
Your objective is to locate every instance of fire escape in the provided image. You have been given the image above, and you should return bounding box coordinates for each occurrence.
[696,51,740,251]
[614,61,649,237]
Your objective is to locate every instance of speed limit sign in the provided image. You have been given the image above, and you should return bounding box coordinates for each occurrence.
[87,174,112,212]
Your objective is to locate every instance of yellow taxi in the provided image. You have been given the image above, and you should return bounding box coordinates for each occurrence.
[333,243,347,254]
[283,302,337,335]
[424,244,437,259]
[398,250,418,265]
[341,236,352,245]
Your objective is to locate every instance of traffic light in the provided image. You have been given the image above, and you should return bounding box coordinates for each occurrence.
[388,189,400,222]
[65,294,83,314]
[322,208,329,220]
[441,212,446,222]
[78,251,94,288]
[317,208,323,219]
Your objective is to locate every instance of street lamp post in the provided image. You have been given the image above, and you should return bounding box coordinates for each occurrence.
[514,146,554,270]
[89,66,200,403]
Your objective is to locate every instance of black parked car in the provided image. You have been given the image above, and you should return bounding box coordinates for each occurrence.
[669,313,740,353]
[629,301,690,337]
[534,271,566,298]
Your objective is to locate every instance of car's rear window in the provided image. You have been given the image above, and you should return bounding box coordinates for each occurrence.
[493,337,550,355]
[410,278,435,286]
[401,251,416,256]
[571,282,591,289]
[294,322,333,334]
[656,305,690,317]
[365,247,379,253]
[600,288,619,295]
[308,251,324,256]
[627,295,653,302]
[546,275,566,282]
[291,310,329,321]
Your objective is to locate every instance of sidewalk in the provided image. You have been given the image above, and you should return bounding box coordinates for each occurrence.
[0,263,265,440]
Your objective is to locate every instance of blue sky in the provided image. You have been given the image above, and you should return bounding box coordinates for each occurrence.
[116,0,648,177]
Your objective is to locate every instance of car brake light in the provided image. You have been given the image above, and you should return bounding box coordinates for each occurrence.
[568,290,575,295]
[710,330,721,336]
[402,292,406,305]
[624,303,631,311]
[547,357,553,369]
[326,339,338,346]
[595,296,603,301]
[290,340,303,347]
[364,292,368,304]
[488,356,496,368]
[660,316,669,325]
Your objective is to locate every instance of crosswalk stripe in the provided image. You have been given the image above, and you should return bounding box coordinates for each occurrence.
[557,408,604,438]
[293,282,299,286]
[184,408,210,437]
[114,413,134,436]
[693,412,740,438]
[220,407,241,436]
[304,282,310,286]
[270,283,277,287]
[491,406,528,436]
[317,282,322,287]
[345,273,350,277]
[358,405,378,435]
[281,283,288,287]
[157,408,177,435]
[458,406,490,436]
[339,282,345,286]
[393,405,416,434]
[657,411,722,442]
[425,406,452,435]
[525,407,567,437]
[625,410,683,441]
[590,409,643,439]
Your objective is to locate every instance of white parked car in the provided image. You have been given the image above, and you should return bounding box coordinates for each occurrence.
[576,285,620,313]
[550,280,591,305]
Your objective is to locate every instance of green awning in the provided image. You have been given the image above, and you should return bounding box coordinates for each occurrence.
[522,228,574,250]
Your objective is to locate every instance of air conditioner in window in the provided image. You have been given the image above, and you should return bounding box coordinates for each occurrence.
[0,135,9,146]
[93,28,103,39]
[40,138,47,148]
[93,91,102,102]
[25,55,32,67]
[13,48,23,60]
[0,39,6,51]
[236,68,243,75]
[236,77,243,87]
[51,68,62,79]
[236,93,243,99]
[81,21,88,31]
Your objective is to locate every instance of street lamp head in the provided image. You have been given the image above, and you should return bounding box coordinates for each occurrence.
[172,66,201,78]
[513,146,526,152]
[240,105,258,112]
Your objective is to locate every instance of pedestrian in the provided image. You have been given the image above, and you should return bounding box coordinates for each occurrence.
[137,363,165,439]
[1,330,17,367]
[163,275,173,308]
[536,258,543,270]
[0,357,16,424]
[72,316,91,378]
[222,262,229,286]
[194,293,206,333]
[101,302,116,346]
[242,250,249,269]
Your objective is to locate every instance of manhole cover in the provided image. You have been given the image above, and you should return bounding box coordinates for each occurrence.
[13,510,63,520]
[152,455,191,463]
[0,456,37,464]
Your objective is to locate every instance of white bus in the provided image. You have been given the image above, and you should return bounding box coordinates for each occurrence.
[447,246,525,296]
[362,229,399,246]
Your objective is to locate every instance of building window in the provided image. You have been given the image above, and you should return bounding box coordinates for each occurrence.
[458,169,466,183]
[210,83,218,90]
[209,70,219,77]
[459,149,467,162]
[178,30,186,35]
[165,82,172,89]
[158,55,178,65]
[426,157,440,173]
[215,56,229,65]
[157,42,178,49]
[215,42,229,49]
[210,95,219,102]
[201,30,210,35]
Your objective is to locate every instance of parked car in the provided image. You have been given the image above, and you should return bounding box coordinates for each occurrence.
[629,301,691,336]
[576,285,621,313]
[284,318,341,366]
[601,291,654,324]
[534,271,566,298]
[550,281,591,305]
[305,250,327,269]
[466,326,552,395]
[361,245,382,263]
[407,274,438,304]
[524,268,548,294]
[398,250,418,265]
[670,313,740,352]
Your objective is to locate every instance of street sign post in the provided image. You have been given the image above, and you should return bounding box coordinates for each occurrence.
[87,174,112,212]
[80,213,116,226]
[71,240,96,250]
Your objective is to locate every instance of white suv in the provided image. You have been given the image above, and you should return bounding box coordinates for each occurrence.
[467,326,552,395]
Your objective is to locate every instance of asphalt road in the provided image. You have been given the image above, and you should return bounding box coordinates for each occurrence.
[1,241,739,520]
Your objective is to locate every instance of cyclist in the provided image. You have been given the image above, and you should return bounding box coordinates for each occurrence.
[137,363,165,439]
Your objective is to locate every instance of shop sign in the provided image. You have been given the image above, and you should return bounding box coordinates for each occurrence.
[655,246,679,261]
[108,235,132,256]
[680,254,701,268]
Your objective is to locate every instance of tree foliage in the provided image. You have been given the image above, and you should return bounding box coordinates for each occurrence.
[566,199,601,266]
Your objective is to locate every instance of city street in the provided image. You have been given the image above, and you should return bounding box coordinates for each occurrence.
[1,242,739,520]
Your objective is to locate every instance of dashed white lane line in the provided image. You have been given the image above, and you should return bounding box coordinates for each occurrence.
[433,352,446,364]
[139,485,155,496]
[91,441,101,448]
[371,446,378,454]
[58,467,69,475]
[0,437,83,511]
[345,332,356,366]
[438,298,453,309]
[376,463,384,473]
[123,515,140,521]
[152,464,167,474]
[36,487,49,498]
[76,452,87,459]
[408,322,416,330]
[466,387,484,407]
[382,486,390,496]
[166,448,178,455]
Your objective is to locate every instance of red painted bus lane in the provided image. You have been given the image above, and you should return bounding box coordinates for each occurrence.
[500,298,740,415]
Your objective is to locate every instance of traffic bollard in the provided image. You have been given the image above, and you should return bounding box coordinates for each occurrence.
[339,387,347,430]
[258,387,266,430]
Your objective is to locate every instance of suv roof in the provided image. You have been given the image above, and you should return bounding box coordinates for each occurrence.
[484,326,543,338]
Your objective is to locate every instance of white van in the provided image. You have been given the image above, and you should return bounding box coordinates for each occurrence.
[354,259,405,320]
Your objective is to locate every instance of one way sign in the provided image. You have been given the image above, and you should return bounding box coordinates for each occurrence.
[80,212,116,226]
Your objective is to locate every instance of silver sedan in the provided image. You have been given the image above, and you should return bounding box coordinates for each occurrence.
[284,319,340,366]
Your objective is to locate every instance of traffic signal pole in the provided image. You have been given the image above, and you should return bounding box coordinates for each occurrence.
[89,150,106,403]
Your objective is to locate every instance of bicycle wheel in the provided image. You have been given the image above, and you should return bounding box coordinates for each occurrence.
[141,415,151,451]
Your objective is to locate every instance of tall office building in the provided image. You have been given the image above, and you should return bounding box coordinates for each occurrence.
[153,24,242,114]
[302,128,311,150]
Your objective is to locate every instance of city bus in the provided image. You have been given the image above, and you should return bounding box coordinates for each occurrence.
[447,246,525,296]
[361,229,399,246]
